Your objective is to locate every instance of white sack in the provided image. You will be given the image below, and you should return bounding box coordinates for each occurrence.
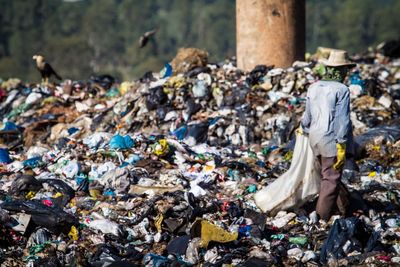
[254,134,321,214]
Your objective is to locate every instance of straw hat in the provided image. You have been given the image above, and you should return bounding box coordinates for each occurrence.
[319,50,356,68]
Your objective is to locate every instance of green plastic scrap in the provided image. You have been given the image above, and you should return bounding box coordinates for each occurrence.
[6,103,30,119]
[203,153,214,161]
[289,236,308,246]
[24,255,39,262]
[235,194,244,200]
[289,98,299,105]
[29,242,50,254]
[24,241,53,261]
[227,169,240,181]
[262,147,274,156]
[271,234,286,240]
[247,151,257,158]
[247,184,257,193]
[105,87,120,98]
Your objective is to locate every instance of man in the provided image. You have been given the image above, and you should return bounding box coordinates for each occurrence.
[300,50,355,221]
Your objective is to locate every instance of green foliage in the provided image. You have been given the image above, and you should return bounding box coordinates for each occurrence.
[306,0,400,53]
[0,0,399,82]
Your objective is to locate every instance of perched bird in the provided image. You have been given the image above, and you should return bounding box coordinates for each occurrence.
[138,28,158,48]
[33,54,62,84]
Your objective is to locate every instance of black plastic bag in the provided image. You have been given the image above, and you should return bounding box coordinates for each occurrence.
[89,244,122,267]
[354,125,400,158]
[185,98,202,120]
[246,65,273,86]
[185,66,211,78]
[89,74,116,90]
[166,235,191,256]
[0,200,78,234]
[186,121,210,144]
[9,175,42,196]
[41,179,75,207]
[146,86,168,111]
[320,217,382,264]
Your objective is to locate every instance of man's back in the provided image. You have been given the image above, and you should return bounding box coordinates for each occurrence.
[302,80,351,157]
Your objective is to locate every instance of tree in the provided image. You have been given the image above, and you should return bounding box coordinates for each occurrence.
[0,0,399,81]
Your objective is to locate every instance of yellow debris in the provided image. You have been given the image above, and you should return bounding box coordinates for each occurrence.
[191,219,238,248]
[53,192,63,198]
[165,76,186,89]
[68,226,79,241]
[153,139,169,156]
[89,189,101,199]
[26,191,36,200]
[154,214,163,233]
[119,81,133,95]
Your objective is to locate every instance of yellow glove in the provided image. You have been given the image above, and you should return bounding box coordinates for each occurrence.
[295,126,303,136]
[333,143,346,170]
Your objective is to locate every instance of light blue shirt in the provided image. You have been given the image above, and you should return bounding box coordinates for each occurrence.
[301,80,352,157]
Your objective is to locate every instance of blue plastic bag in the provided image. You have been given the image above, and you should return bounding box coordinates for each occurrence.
[160,63,173,78]
[1,122,19,131]
[349,71,366,89]
[23,157,43,168]
[171,125,188,140]
[126,154,142,164]
[109,134,134,150]
[67,127,80,135]
[0,148,12,164]
[143,253,170,267]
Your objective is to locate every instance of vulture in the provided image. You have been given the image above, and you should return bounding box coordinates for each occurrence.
[138,28,158,48]
[33,54,62,83]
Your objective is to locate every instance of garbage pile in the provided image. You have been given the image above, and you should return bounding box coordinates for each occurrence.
[0,46,399,266]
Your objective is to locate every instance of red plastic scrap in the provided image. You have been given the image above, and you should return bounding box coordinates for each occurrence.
[376,255,391,262]
[221,201,230,212]
[42,199,54,207]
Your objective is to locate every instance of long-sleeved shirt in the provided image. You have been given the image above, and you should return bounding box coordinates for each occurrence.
[301,80,352,157]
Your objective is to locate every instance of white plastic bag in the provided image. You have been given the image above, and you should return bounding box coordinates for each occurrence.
[254,134,321,214]
[88,219,122,236]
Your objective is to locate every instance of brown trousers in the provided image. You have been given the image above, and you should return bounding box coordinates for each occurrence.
[316,156,349,220]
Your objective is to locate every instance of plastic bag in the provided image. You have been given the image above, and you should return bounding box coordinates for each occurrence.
[0,148,12,164]
[190,219,238,248]
[354,125,400,158]
[254,134,320,214]
[320,217,382,264]
[10,174,42,196]
[88,219,123,237]
[1,200,78,233]
[109,134,135,150]
[146,86,168,111]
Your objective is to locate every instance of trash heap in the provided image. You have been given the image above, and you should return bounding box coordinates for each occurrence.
[0,46,400,266]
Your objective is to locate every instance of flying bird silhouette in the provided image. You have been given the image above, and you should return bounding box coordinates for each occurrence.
[33,55,62,84]
[139,28,158,48]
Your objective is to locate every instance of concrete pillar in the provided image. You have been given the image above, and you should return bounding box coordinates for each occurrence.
[236,0,305,71]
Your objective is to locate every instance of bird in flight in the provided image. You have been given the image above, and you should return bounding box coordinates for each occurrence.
[139,28,158,48]
[33,55,62,84]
